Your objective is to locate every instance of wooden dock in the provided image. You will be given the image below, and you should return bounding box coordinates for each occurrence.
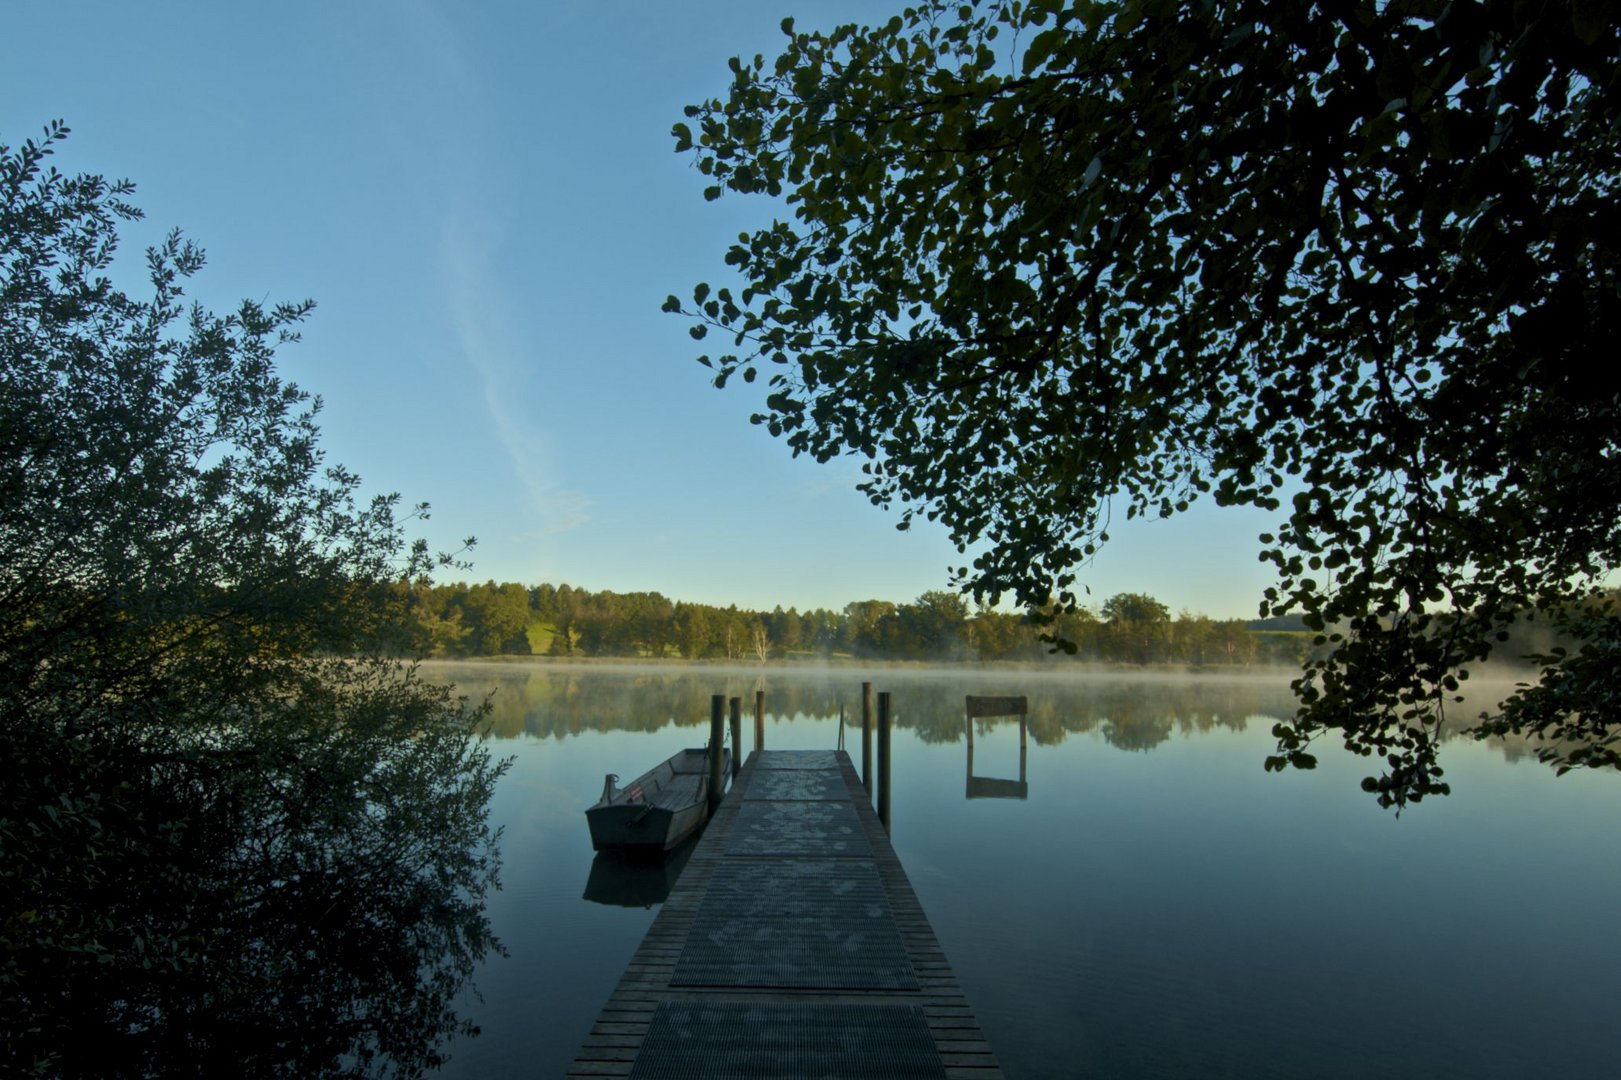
[567,748,1003,1079]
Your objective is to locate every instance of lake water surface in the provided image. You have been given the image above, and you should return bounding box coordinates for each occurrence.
[426,661,1619,1079]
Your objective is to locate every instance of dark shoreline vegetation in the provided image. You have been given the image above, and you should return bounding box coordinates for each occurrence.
[405,581,1300,664]
[397,579,1582,671]
[3,126,505,1077]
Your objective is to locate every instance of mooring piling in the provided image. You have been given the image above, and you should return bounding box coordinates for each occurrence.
[728,697,742,779]
[708,694,725,813]
[877,690,892,834]
[861,681,874,802]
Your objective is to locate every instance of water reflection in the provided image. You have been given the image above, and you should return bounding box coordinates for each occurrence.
[966,695,1029,800]
[428,662,1621,1080]
[447,662,1298,753]
[966,736,1028,799]
[441,660,1551,766]
[437,655,1562,775]
[11,691,505,1078]
[582,834,699,908]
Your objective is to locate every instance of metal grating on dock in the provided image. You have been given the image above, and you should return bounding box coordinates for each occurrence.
[567,748,1003,1079]
[742,768,848,801]
[671,860,916,990]
[727,799,872,857]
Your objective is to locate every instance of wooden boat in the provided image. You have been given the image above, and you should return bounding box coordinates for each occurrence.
[586,747,729,852]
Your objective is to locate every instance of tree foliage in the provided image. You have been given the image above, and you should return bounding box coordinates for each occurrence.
[407,576,1285,665]
[669,0,1621,807]
[1,123,503,1076]
[1102,592,1171,664]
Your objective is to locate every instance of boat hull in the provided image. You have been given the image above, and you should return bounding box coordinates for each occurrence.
[585,747,730,853]
[586,800,706,853]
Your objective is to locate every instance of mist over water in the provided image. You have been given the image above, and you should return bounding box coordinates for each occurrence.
[427,658,1541,762]
[427,661,1620,1080]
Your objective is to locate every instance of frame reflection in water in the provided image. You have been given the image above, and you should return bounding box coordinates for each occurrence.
[965,695,1029,800]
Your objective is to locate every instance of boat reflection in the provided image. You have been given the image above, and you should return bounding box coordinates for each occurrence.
[581,832,700,908]
[965,695,1029,800]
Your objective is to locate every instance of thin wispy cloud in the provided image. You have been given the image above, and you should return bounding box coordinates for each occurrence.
[407,0,591,544]
[441,212,591,537]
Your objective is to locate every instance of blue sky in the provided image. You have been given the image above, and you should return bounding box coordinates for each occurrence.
[5,0,1278,618]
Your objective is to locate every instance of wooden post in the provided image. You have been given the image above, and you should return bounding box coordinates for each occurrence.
[965,717,975,799]
[877,691,892,835]
[728,696,742,780]
[754,689,765,753]
[709,695,725,813]
[861,681,874,801]
[1019,715,1028,785]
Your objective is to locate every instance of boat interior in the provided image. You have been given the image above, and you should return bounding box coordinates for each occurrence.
[599,748,716,810]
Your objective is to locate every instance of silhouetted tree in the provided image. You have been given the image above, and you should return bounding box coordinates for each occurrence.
[670,0,1621,806]
[1,124,503,1077]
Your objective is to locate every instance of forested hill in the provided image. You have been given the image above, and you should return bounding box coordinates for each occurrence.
[394,581,1315,666]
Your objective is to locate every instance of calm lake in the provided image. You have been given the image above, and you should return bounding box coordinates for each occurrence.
[425,661,1619,1079]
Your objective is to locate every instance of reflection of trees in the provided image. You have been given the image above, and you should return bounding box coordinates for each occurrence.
[446,667,1299,758]
[1102,709,1175,752]
[872,677,1285,751]
[8,662,506,1077]
[447,663,1572,776]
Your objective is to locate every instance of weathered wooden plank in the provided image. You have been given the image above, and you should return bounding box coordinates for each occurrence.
[944,1052,1001,1063]
[589,1023,650,1037]
[563,1063,632,1077]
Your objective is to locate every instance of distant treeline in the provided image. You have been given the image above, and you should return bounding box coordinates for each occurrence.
[392,582,1316,666]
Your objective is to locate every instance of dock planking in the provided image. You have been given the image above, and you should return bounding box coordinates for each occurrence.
[567,748,1003,1079]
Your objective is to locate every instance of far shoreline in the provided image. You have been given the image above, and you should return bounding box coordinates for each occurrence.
[416,654,1302,681]
[412,654,1535,685]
